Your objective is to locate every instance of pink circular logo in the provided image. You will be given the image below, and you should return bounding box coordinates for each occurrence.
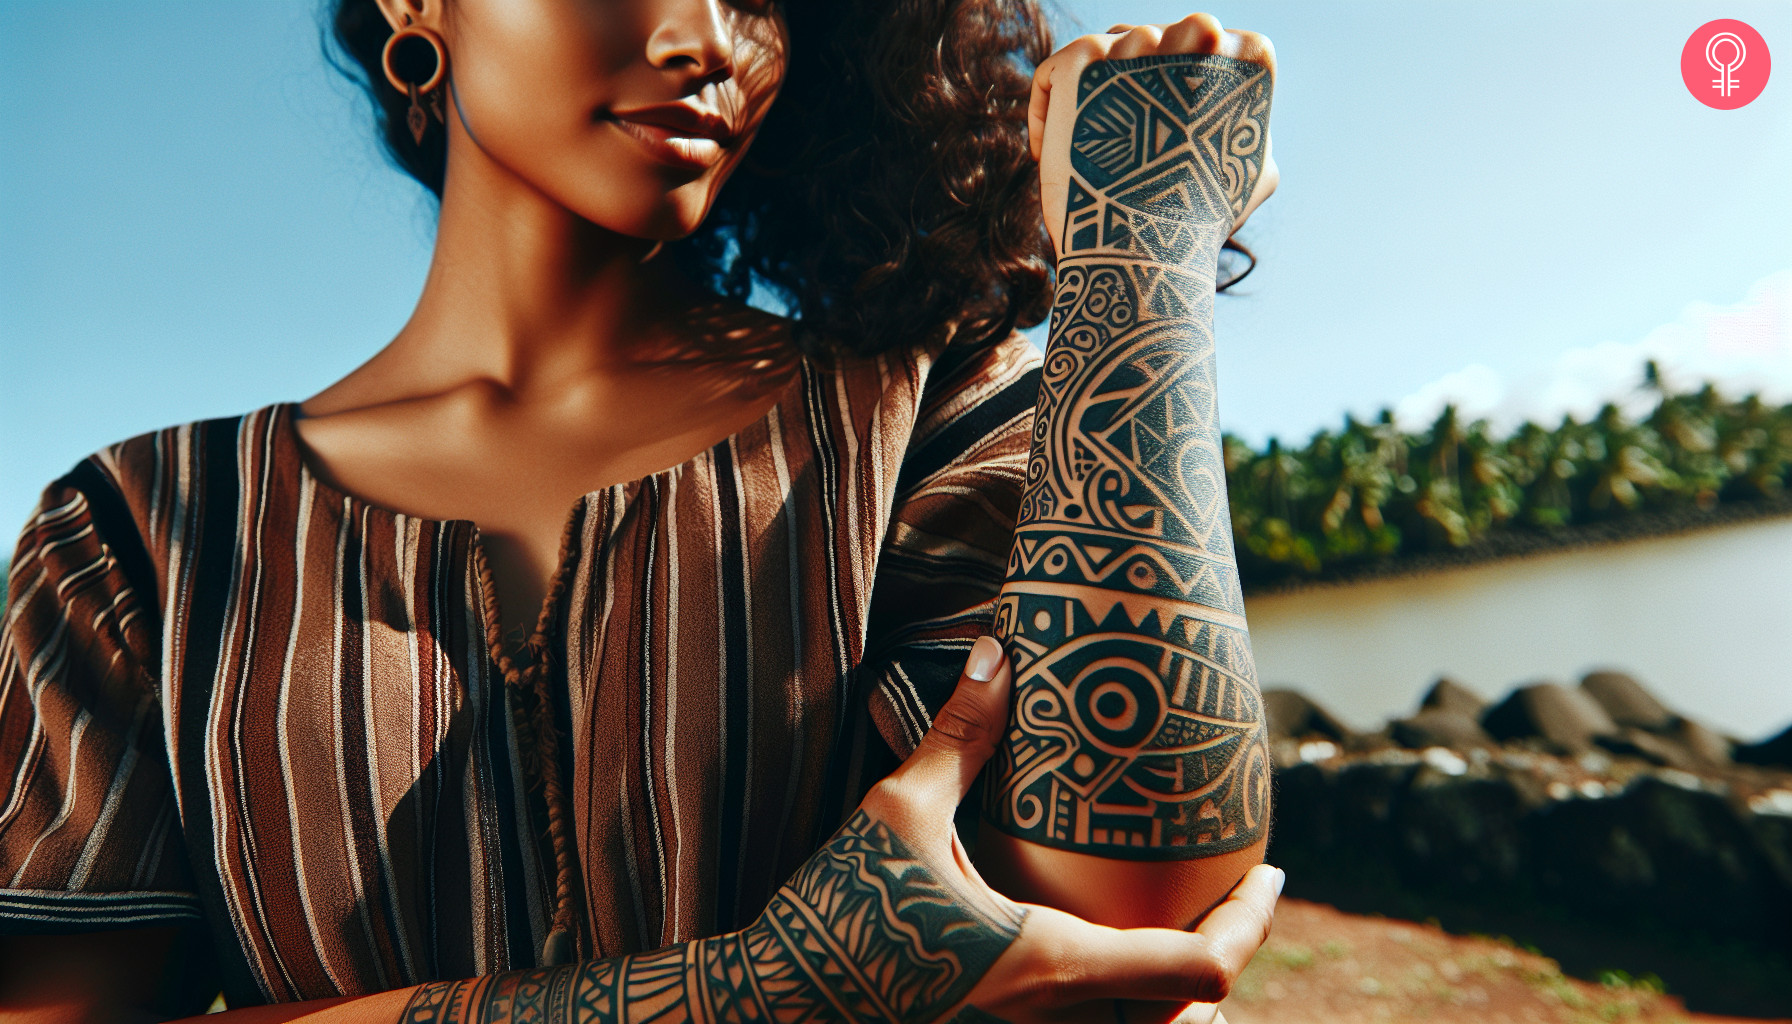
[1681,19,1770,109]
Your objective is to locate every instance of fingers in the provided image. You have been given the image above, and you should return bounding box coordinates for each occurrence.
[1233,29,1276,72]
[1159,13,1226,56]
[1030,33,1109,164]
[1117,997,1222,1024]
[1027,64,1049,162]
[1186,863,1285,984]
[1048,864,1285,1004]
[1079,14,1273,70]
[1030,11,1266,149]
[1106,24,1163,60]
[888,636,1013,810]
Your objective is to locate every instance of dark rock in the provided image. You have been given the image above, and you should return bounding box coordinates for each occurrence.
[1265,761,1336,850]
[1393,770,1529,886]
[1419,676,1488,719]
[1580,670,1674,731]
[1750,811,1792,893]
[1666,716,1734,768]
[1347,724,1399,754]
[1595,727,1700,770]
[1261,688,1359,744]
[1482,681,1620,754]
[1267,740,1792,984]
[1610,778,1791,935]
[1269,737,1306,771]
[1391,709,1497,751]
[1529,788,1660,912]
[1332,759,1420,843]
[1736,724,1792,769]
[1486,759,1555,812]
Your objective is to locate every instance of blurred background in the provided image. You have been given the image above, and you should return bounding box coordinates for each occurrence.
[3,1,1790,1019]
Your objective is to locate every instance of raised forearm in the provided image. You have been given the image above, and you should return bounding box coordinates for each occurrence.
[981,52,1273,925]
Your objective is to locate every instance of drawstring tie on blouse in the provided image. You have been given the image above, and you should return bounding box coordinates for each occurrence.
[475,513,583,967]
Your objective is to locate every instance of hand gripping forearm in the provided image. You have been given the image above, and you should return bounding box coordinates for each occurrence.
[397,809,1022,1024]
[395,638,1283,1024]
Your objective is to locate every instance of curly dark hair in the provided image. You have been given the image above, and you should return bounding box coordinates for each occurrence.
[327,0,1253,358]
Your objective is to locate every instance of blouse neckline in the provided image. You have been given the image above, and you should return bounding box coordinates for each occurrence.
[267,356,812,657]
[270,356,812,534]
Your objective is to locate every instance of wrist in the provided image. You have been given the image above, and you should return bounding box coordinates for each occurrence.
[1049,240,1227,329]
[1052,224,1228,276]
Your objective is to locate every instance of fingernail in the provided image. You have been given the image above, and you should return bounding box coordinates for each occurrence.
[965,636,1004,682]
[1274,868,1287,896]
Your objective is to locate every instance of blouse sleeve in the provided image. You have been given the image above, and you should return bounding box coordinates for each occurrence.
[0,467,202,934]
[860,331,1042,758]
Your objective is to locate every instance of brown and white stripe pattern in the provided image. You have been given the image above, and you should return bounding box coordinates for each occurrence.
[0,332,1041,1007]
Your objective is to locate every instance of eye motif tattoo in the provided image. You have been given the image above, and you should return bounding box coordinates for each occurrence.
[400,812,1024,1024]
[986,54,1273,859]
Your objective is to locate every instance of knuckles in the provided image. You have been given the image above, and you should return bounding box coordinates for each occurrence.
[1185,936,1234,1003]
[1232,30,1277,70]
[1201,968,1235,1005]
[1009,941,1094,1007]
[1038,13,1274,78]
[862,775,924,824]
[927,696,998,751]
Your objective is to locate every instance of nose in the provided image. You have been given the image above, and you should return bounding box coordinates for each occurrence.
[644,0,735,83]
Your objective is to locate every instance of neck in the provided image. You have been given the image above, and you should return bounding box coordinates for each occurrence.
[389,109,714,398]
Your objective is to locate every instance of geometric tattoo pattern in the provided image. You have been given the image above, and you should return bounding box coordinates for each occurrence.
[985,54,1274,859]
[399,812,1025,1024]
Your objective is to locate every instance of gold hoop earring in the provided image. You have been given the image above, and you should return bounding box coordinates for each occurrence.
[639,241,664,264]
[382,23,448,145]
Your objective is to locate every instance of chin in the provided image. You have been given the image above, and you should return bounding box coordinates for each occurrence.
[563,172,721,241]
[643,190,714,239]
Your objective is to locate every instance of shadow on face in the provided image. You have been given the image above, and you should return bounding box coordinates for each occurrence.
[391,0,788,240]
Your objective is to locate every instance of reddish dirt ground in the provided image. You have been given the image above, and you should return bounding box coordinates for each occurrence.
[1215,899,1789,1024]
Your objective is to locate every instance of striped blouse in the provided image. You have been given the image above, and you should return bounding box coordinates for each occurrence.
[0,331,1041,1009]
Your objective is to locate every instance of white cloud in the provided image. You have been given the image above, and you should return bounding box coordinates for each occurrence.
[1392,268,1792,432]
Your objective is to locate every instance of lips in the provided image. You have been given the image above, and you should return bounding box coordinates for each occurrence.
[603,103,735,170]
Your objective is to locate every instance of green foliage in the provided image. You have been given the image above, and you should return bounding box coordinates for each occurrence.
[1596,969,1667,995]
[1225,370,1792,586]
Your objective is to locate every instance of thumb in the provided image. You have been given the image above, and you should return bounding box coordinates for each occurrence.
[894,635,1014,807]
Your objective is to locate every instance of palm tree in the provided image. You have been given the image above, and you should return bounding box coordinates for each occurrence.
[1221,376,1792,587]
[1585,403,1673,512]
[1718,394,1790,499]
[1316,414,1401,559]
[1517,415,1582,528]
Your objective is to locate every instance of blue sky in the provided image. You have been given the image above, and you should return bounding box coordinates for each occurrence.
[3,0,1789,539]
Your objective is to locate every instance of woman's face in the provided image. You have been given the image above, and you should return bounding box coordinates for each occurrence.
[400,0,788,239]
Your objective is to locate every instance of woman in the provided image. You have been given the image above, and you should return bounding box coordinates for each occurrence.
[0,1,1282,1021]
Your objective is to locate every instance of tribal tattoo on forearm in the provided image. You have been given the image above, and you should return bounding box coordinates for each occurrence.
[398,811,1024,1024]
[984,54,1274,859]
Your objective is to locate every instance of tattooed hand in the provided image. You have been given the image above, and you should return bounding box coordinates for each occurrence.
[1030,15,1278,262]
[399,637,1283,1024]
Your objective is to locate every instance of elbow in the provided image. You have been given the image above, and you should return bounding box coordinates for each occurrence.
[975,823,1268,930]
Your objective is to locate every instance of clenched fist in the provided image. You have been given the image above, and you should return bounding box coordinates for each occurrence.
[1029,13,1278,264]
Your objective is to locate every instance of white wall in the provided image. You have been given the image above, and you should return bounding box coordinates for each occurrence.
[1241,517,1792,743]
